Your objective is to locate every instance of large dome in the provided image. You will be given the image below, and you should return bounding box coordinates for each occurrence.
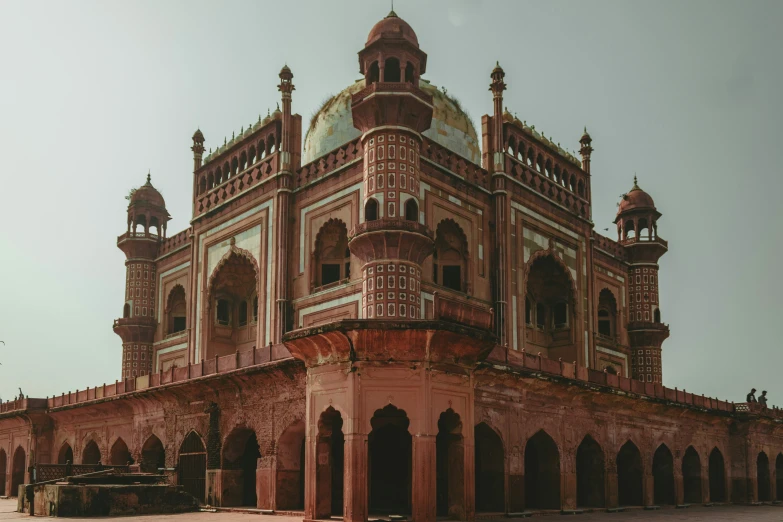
[303,79,480,165]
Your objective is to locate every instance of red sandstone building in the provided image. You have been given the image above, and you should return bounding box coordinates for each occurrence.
[1,11,782,519]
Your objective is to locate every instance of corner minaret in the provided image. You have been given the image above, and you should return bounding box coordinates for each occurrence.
[579,127,593,174]
[114,173,170,379]
[616,177,669,383]
[349,10,435,321]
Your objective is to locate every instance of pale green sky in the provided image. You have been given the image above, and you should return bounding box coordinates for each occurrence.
[0,0,781,405]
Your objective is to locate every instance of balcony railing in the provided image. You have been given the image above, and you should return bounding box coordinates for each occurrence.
[350,218,433,239]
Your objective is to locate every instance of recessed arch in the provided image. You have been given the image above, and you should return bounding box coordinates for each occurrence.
[757,451,771,502]
[433,219,469,292]
[776,453,783,502]
[276,420,306,510]
[436,409,465,518]
[222,427,261,507]
[166,284,187,335]
[141,434,165,473]
[178,431,207,503]
[709,447,726,502]
[404,198,418,222]
[525,429,560,510]
[369,404,412,514]
[315,407,344,518]
[313,219,350,289]
[110,438,132,466]
[82,439,102,465]
[384,57,401,82]
[617,440,643,506]
[682,446,702,504]
[58,442,74,465]
[0,449,6,496]
[576,435,605,508]
[653,444,675,505]
[11,446,26,496]
[474,422,504,513]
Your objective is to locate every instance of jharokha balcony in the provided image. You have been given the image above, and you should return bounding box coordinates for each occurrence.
[349,218,434,265]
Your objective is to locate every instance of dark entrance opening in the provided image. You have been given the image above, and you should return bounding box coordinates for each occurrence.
[110,438,132,465]
[82,440,101,465]
[617,441,643,506]
[58,443,73,465]
[11,447,25,496]
[0,449,6,496]
[708,448,726,502]
[277,420,306,510]
[576,435,605,508]
[141,435,165,473]
[524,430,560,510]
[223,428,261,507]
[384,58,401,82]
[682,446,702,504]
[757,452,771,502]
[474,423,504,512]
[369,404,412,515]
[653,444,675,506]
[315,407,344,518]
[436,409,464,519]
[777,454,783,503]
[178,431,207,504]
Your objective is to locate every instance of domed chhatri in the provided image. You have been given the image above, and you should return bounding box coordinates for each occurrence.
[617,176,656,216]
[130,172,166,210]
[366,9,419,47]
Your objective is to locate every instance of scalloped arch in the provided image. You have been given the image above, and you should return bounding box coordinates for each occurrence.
[523,248,577,304]
[207,245,259,299]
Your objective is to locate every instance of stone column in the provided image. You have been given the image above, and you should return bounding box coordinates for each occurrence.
[701,470,710,504]
[256,454,275,510]
[643,472,654,506]
[606,461,618,508]
[411,434,436,522]
[674,468,684,506]
[508,446,524,513]
[464,437,475,521]
[561,450,577,510]
[343,433,367,522]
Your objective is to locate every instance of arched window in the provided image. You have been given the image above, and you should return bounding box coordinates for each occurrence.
[365,198,379,221]
[123,303,131,318]
[507,136,516,156]
[433,220,468,292]
[167,285,186,335]
[404,199,418,221]
[597,289,617,338]
[578,180,585,197]
[553,302,568,328]
[199,176,206,194]
[216,299,230,325]
[526,254,574,354]
[314,219,350,289]
[654,308,661,323]
[405,62,415,83]
[525,297,532,325]
[368,61,380,84]
[238,300,248,327]
[384,57,401,82]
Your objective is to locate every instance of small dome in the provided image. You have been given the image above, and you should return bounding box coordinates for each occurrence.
[272,104,282,118]
[192,128,204,142]
[130,173,166,209]
[617,177,656,216]
[366,11,419,48]
[303,78,480,165]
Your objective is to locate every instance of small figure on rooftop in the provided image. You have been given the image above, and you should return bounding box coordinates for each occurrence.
[759,390,768,409]
[746,388,757,402]
[17,388,24,400]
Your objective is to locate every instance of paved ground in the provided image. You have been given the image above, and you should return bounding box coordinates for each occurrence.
[1,498,782,520]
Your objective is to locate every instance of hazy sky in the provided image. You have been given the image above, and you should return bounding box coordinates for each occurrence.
[1,0,781,406]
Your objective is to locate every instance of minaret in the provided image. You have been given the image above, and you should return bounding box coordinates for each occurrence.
[349,9,435,322]
[191,129,205,216]
[114,173,170,379]
[489,62,509,346]
[616,177,669,383]
[274,65,295,342]
[579,127,593,174]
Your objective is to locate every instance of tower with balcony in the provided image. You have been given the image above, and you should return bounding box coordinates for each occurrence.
[616,177,669,382]
[114,173,170,379]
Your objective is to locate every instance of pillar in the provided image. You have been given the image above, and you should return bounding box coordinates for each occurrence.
[674,467,684,505]
[257,454,275,510]
[643,472,654,506]
[562,453,577,510]
[412,434,436,522]
[343,433,367,522]
[606,461,619,508]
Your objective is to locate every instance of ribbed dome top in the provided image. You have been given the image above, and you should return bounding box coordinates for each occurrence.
[366,10,419,47]
[303,79,480,165]
[130,174,166,209]
[617,177,655,216]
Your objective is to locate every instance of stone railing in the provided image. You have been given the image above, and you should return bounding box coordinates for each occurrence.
[593,232,626,260]
[351,81,433,106]
[158,229,190,257]
[505,155,589,219]
[486,347,783,419]
[0,345,293,415]
[112,317,157,329]
[296,137,363,187]
[619,235,669,249]
[421,138,489,190]
[194,153,278,216]
[433,292,494,330]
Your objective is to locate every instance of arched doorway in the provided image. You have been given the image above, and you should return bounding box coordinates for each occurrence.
[474,423,504,513]
[525,254,575,357]
[110,438,132,465]
[576,435,605,508]
[315,407,344,519]
[653,444,675,506]
[757,451,770,502]
[11,447,25,496]
[436,409,464,519]
[617,441,643,506]
[222,428,261,507]
[82,440,101,465]
[0,449,6,496]
[178,431,206,503]
[369,405,412,515]
[708,448,726,502]
[58,443,73,465]
[777,454,783,503]
[141,435,165,473]
[276,420,305,510]
[524,430,560,510]
[682,446,702,504]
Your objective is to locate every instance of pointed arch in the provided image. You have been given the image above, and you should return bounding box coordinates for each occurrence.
[178,431,207,503]
[709,447,726,502]
[576,435,605,508]
[312,218,350,289]
[315,406,344,518]
[525,429,560,510]
[369,404,412,514]
[433,218,469,292]
[277,419,306,510]
[141,434,165,473]
[653,443,675,505]
[437,409,465,518]
[110,438,132,466]
[206,245,260,299]
[166,284,187,335]
[757,451,771,502]
[617,440,643,506]
[82,439,102,465]
[11,446,26,496]
[58,441,74,465]
[474,422,504,512]
[682,446,702,504]
[0,449,6,496]
[222,426,261,507]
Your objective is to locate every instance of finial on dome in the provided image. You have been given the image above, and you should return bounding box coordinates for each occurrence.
[633,175,639,189]
[146,170,151,184]
[388,0,397,17]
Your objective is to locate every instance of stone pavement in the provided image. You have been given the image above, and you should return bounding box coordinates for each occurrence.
[1,498,782,521]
